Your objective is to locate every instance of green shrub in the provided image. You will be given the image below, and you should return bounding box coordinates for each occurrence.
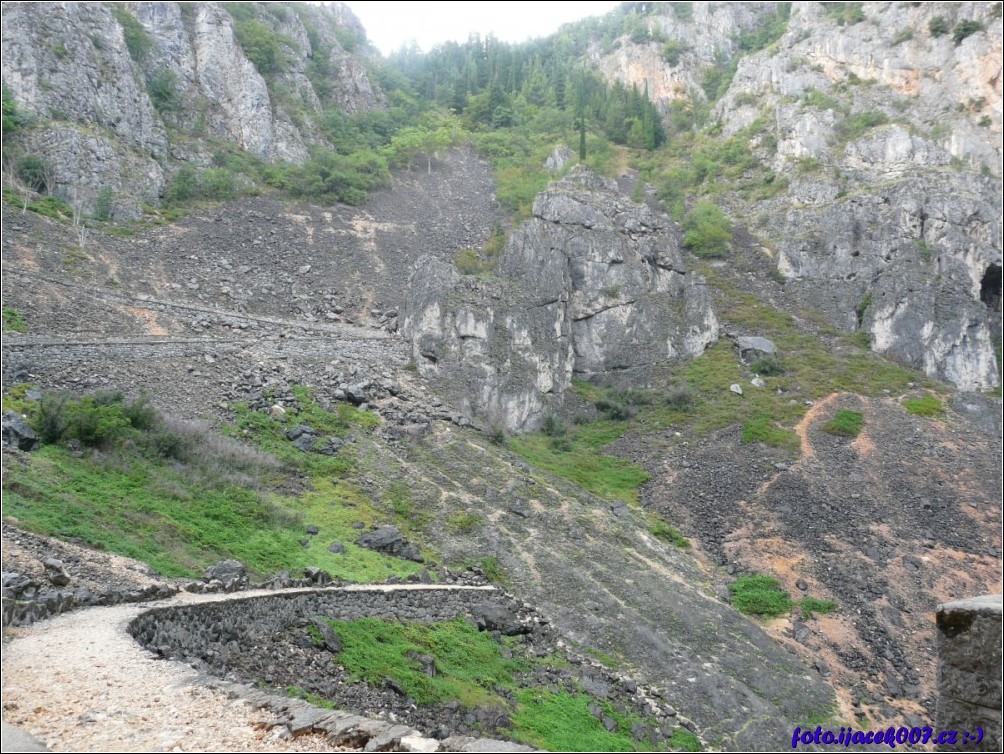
[820,2,865,26]
[903,394,944,417]
[749,354,784,376]
[289,149,390,205]
[111,6,152,63]
[2,86,30,139]
[446,510,482,534]
[682,200,731,257]
[669,2,694,21]
[953,20,985,44]
[728,573,792,616]
[16,155,50,193]
[649,519,690,548]
[891,28,913,46]
[164,166,240,205]
[540,414,566,437]
[594,399,634,421]
[664,382,694,410]
[928,16,949,37]
[823,409,863,437]
[796,596,837,619]
[229,16,287,76]
[855,290,872,326]
[31,391,160,448]
[147,68,180,112]
[453,248,490,276]
[836,111,889,142]
[662,39,688,66]
[93,187,114,221]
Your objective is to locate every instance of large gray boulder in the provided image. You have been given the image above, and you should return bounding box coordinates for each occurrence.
[203,559,246,587]
[2,411,39,451]
[355,526,423,562]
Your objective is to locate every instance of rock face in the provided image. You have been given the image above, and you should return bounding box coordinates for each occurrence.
[1,1,383,218]
[402,166,718,431]
[585,2,1002,390]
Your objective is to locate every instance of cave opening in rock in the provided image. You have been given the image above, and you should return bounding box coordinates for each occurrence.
[980,264,1002,312]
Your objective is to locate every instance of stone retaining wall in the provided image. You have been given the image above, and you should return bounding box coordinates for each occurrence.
[129,585,500,663]
[934,595,1002,752]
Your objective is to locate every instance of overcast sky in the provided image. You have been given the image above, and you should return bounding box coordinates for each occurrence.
[344,1,622,56]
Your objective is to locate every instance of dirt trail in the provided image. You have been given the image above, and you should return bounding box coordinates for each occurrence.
[1,586,493,752]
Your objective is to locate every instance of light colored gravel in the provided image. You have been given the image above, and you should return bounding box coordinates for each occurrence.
[2,585,498,752]
[1,591,344,753]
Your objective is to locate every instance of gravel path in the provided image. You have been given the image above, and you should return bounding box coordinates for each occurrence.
[1,585,497,752]
[2,591,343,752]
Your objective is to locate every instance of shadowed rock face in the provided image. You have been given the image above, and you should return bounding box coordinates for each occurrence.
[402,166,719,431]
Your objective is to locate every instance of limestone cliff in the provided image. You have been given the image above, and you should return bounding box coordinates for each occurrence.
[402,166,719,432]
[1,1,383,218]
[589,1,1002,390]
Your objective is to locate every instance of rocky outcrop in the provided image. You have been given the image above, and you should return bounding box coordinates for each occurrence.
[584,2,1002,390]
[402,166,718,431]
[1,2,383,217]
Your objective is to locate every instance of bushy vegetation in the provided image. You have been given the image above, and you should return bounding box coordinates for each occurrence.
[928,16,949,37]
[146,68,180,113]
[749,354,784,376]
[224,3,290,77]
[15,155,50,193]
[682,201,731,258]
[110,6,152,63]
[820,2,866,26]
[823,409,863,437]
[3,386,426,581]
[952,20,985,44]
[835,111,889,143]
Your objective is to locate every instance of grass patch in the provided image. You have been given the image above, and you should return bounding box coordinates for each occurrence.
[740,414,799,451]
[511,688,650,752]
[902,394,945,417]
[509,420,648,504]
[446,510,482,534]
[3,388,424,582]
[822,409,863,437]
[796,597,837,619]
[728,574,792,617]
[648,519,690,548]
[326,617,522,708]
[669,728,702,752]
[729,573,837,621]
[2,304,27,332]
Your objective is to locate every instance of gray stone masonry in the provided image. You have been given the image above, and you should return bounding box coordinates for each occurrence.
[935,595,1002,752]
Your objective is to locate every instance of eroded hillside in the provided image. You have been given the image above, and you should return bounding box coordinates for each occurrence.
[2,2,1002,753]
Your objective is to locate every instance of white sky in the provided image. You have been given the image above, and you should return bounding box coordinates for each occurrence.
[344,1,622,55]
